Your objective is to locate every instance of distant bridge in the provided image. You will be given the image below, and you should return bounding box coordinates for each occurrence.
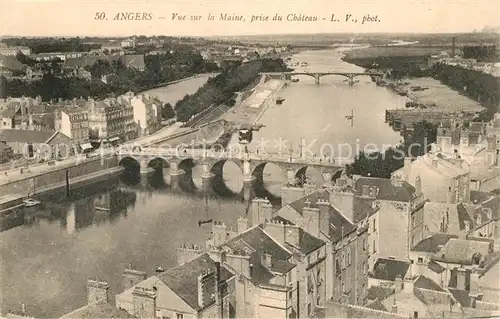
[261,71,384,85]
[117,147,351,199]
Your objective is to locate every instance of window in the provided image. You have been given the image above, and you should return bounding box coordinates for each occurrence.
[363,239,366,251]
[317,250,321,259]
[176,314,184,319]
[417,257,424,264]
[307,303,312,315]
[288,290,293,299]
[373,240,377,253]
[414,311,419,319]
[372,219,376,232]
[411,215,415,227]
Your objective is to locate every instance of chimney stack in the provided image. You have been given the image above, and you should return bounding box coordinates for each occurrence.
[122,263,147,291]
[285,224,300,247]
[86,279,110,304]
[263,219,286,245]
[303,203,320,238]
[395,276,404,293]
[237,216,250,234]
[251,198,273,226]
[225,252,252,279]
[197,269,217,309]
[261,253,272,268]
[456,267,467,290]
[132,287,157,318]
[361,184,370,197]
[316,198,331,235]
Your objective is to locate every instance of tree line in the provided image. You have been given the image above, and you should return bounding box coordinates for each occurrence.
[346,121,438,178]
[2,38,101,54]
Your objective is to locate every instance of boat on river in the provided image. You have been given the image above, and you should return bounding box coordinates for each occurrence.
[23,198,41,208]
[276,97,286,105]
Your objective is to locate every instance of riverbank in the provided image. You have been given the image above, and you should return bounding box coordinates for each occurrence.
[0,165,124,211]
[222,75,286,125]
[398,77,485,113]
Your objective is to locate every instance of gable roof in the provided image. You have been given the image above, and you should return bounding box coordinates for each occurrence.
[354,177,417,202]
[448,288,472,307]
[0,129,56,144]
[222,226,293,286]
[352,196,379,223]
[412,233,459,253]
[470,190,494,204]
[158,253,233,312]
[60,301,134,318]
[427,260,446,274]
[367,286,395,301]
[366,299,389,312]
[414,275,445,292]
[432,238,491,265]
[121,54,146,69]
[286,190,357,242]
[370,258,410,281]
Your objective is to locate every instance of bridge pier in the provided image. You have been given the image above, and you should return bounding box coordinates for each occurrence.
[139,158,154,175]
[201,163,215,191]
[314,75,320,85]
[286,169,296,187]
[169,162,184,190]
[242,160,255,201]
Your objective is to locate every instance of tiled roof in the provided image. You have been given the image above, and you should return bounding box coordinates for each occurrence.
[367,286,395,301]
[366,299,389,312]
[470,190,494,204]
[412,233,459,253]
[370,258,410,281]
[0,55,26,71]
[286,190,357,242]
[433,238,491,265]
[354,177,416,202]
[292,228,326,255]
[269,259,296,274]
[271,215,294,225]
[448,288,472,307]
[222,226,293,286]
[414,275,445,292]
[456,203,475,230]
[158,253,233,311]
[427,260,446,274]
[60,301,134,318]
[352,196,379,223]
[0,129,55,144]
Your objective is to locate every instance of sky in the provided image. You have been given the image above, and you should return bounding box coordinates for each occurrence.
[1,0,499,37]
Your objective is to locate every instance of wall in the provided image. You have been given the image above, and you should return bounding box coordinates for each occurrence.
[0,156,118,198]
[378,201,410,261]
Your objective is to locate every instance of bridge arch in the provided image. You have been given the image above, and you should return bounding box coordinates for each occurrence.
[148,157,171,188]
[209,159,244,196]
[252,162,287,198]
[294,166,324,187]
[118,156,141,186]
[178,158,198,190]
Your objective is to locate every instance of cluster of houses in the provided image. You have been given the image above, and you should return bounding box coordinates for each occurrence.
[5,114,499,319]
[427,52,500,77]
[199,44,292,67]
[0,93,162,163]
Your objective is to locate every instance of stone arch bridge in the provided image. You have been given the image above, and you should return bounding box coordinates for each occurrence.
[261,71,384,85]
[117,147,349,199]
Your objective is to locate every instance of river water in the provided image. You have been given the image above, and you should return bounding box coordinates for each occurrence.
[0,49,405,317]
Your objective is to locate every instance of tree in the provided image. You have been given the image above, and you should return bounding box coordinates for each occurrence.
[162,103,176,120]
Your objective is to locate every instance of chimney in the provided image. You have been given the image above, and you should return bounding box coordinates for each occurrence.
[263,219,286,245]
[361,184,370,197]
[285,224,300,247]
[456,267,467,290]
[237,216,250,234]
[391,299,398,314]
[415,175,422,195]
[303,203,320,238]
[495,149,499,167]
[225,252,252,278]
[251,198,273,226]
[211,221,229,247]
[316,198,331,236]
[197,269,217,309]
[132,287,157,318]
[177,243,204,266]
[86,279,110,304]
[464,220,470,233]
[395,276,404,293]
[122,264,147,291]
[470,272,480,296]
[261,253,272,268]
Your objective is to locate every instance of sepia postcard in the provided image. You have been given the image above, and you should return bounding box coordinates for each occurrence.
[0,0,499,318]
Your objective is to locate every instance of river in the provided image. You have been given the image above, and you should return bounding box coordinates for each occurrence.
[0,49,405,317]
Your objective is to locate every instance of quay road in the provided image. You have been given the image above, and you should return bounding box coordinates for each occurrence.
[0,122,185,186]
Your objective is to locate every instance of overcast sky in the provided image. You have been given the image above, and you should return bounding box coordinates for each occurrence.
[2,0,499,37]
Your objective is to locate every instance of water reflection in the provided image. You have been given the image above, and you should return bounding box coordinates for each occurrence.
[1,179,137,233]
